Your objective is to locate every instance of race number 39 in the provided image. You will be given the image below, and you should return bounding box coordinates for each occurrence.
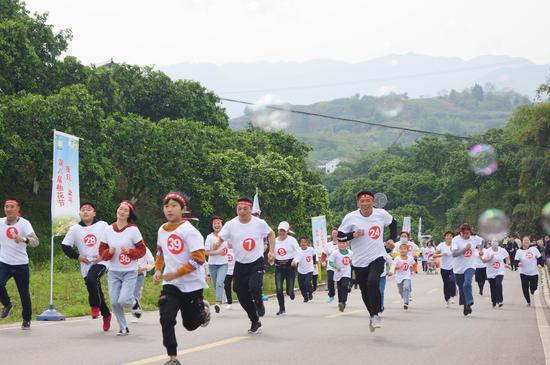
[167,234,184,254]
[84,234,97,247]
[243,238,256,252]
[368,226,381,239]
[119,253,131,265]
[6,227,18,239]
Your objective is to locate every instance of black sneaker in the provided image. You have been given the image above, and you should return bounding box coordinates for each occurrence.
[276,309,285,316]
[201,300,211,327]
[309,293,313,300]
[338,303,344,312]
[21,320,30,330]
[248,321,262,334]
[214,304,220,314]
[1,304,13,319]
[404,304,408,310]
[116,327,129,336]
[303,298,309,303]
[255,299,265,317]
[463,305,469,316]
[289,292,295,300]
[164,359,182,365]
[498,303,503,308]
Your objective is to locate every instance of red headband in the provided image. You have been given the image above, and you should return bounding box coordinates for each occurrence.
[211,218,223,223]
[237,201,253,207]
[5,200,19,206]
[357,194,374,200]
[121,200,135,211]
[164,193,187,207]
[81,204,95,210]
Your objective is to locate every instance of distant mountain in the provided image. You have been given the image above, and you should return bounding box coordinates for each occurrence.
[160,54,549,117]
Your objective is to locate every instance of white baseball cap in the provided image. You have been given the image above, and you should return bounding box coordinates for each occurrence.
[278,221,290,232]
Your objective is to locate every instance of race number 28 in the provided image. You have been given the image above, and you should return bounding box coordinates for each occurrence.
[84,234,97,247]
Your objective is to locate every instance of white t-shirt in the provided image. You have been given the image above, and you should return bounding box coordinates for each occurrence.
[157,221,208,293]
[393,256,415,284]
[483,247,509,278]
[100,224,144,272]
[436,242,454,270]
[424,247,435,260]
[274,236,300,262]
[323,241,338,272]
[328,249,353,281]
[218,216,272,264]
[294,247,315,275]
[226,248,235,275]
[0,217,36,265]
[62,221,109,277]
[381,253,393,277]
[515,247,541,276]
[451,235,482,274]
[338,208,393,267]
[205,233,228,266]
[137,246,155,276]
[313,251,319,275]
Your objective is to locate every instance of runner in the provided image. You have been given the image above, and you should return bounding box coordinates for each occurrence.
[99,200,146,335]
[321,228,338,303]
[205,217,228,314]
[153,191,210,365]
[433,231,457,307]
[0,199,39,330]
[474,239,488,296]
[217,196,275,334]
[131,244,155,321]
[514,235,543,306]
[392,243,415,310]
[274,221,299,315]
[451,223,482,316]
[293,237,315,302]
[379,250,394,312]
[328,239,353,312]
[61,202,111,330]
[482,239,511,308]
[311,242,319,294]
[224,244,235,310]
[338,190,397,332]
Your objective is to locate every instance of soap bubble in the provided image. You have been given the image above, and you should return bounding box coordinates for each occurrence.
[478,209,510,241]
[468,144,498,176]
[374,192,388,209]
[374,86,405,118]
[542,202,550,234]
[251,95,291,131]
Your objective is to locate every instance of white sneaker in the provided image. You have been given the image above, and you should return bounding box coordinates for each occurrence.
[446,300,451,308]
[372,315,382,329]
[225,304,232,310]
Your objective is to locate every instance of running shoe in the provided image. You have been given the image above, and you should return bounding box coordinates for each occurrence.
[338,303,344,312]
[404,304,408,310]
[369,317,375,332]
[201,300,211,327]
[276,309,286,316]
[225,304,232,310]
[116,328,129,336]
[164,359,182,365]
[103,314,112,331]
[1,304,12,319]
[91,306,100,319]
[498,303,503,308]
[372,315,382,329]
[214,304,220,314]
[256,299,266,317]
[21,320,30,330]
[327,296,334,304]
[248,321,263,334]
[289,292,295,300]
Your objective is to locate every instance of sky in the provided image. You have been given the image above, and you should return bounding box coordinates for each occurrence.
[24,0,550,67]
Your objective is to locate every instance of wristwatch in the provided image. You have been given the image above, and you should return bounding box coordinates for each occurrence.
[24,237,29,244]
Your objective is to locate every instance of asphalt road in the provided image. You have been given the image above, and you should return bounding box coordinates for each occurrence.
[1,270,549,365]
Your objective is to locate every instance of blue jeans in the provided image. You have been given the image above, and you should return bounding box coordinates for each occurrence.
[108,270,138,331]
[133,273,145,302]
[379,276,386,310]
[397,279,412,305]
[455,268,475,306]
[209,264,228,303]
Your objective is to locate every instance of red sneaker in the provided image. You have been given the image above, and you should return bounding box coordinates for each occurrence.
[102,314,111,331]
[91,307,100,319]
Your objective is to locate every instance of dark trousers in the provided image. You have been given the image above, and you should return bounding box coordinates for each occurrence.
[312,274,318,292]
[224,274,233,304]
[327,270,336,298]
[159,285,206,357]
[422,261,428,272]
[275,263,295,311]
[354,256,385,317]
[440,268,457,301]
[520,274,538,304]
[84,264,110,317]
[0,262,31,321]
[509,252,517,270]
[475,267,487,294]
[297,272,313,300]
[233,257,264,323]
[337,277,351,304]
[488,275,504,305]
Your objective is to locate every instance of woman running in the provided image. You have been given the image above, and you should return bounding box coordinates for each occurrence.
[205,217,229,314]
[515,235,542,306]
[474,239,489,296]
[433,231,456,307]
[482,239,511,308]
[99,200,146,335]
[274,221,300,315]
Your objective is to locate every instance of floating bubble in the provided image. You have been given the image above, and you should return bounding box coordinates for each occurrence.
[374,86,405,118]
[468,144,498,176]
[251,95,291,131]
[374,192,388,209]
[542,202,550,234]
[478,209,510,241]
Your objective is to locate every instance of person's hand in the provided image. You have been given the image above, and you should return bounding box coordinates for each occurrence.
[108,247,115,255]
[268,251,275,261]
[78,255,91,264]
[153,270,162,284]
[395,265,401,271]
[14,234,26,244]
[163,271,178,281]
[505,264,511,270]
[291,261,298,268]
[387,272,393,277]
[479,250,484,257]
[518,262,523,267]
[321,261,327,267]
[538,265,543,269]
[121,247,130,255]
[353,229,365,238]
[91,255,103,263]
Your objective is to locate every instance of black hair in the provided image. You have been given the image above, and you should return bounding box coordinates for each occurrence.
[163,190,189,210]
[237,196,253,205]
[459,223,472,232]
[444,230,455,237]
[80,201,96,210]
[120,201,138,224]
[210,216,224,232]
[356,190,375,199]
[400,231,410,238]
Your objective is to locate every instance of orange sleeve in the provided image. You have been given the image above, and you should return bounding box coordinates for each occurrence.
[127,240,146,260]
[176,249,206,277]
[155,246,165,271]
[99,242,114,260]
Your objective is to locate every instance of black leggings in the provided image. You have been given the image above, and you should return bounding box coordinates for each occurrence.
[159,285,206,357]
[520,274,538,304]
[327,270,336,298]
[275,263,295,311]
[224,274,233,304]
[475,267,487,294]
[354,257,385,317]
[84,264,110,317]
[488,275,504,305]
[0,262,31,321]
[312,274,318,292]
[233,258,264,323]
[337,277,351,304]
[440,268,457,301]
